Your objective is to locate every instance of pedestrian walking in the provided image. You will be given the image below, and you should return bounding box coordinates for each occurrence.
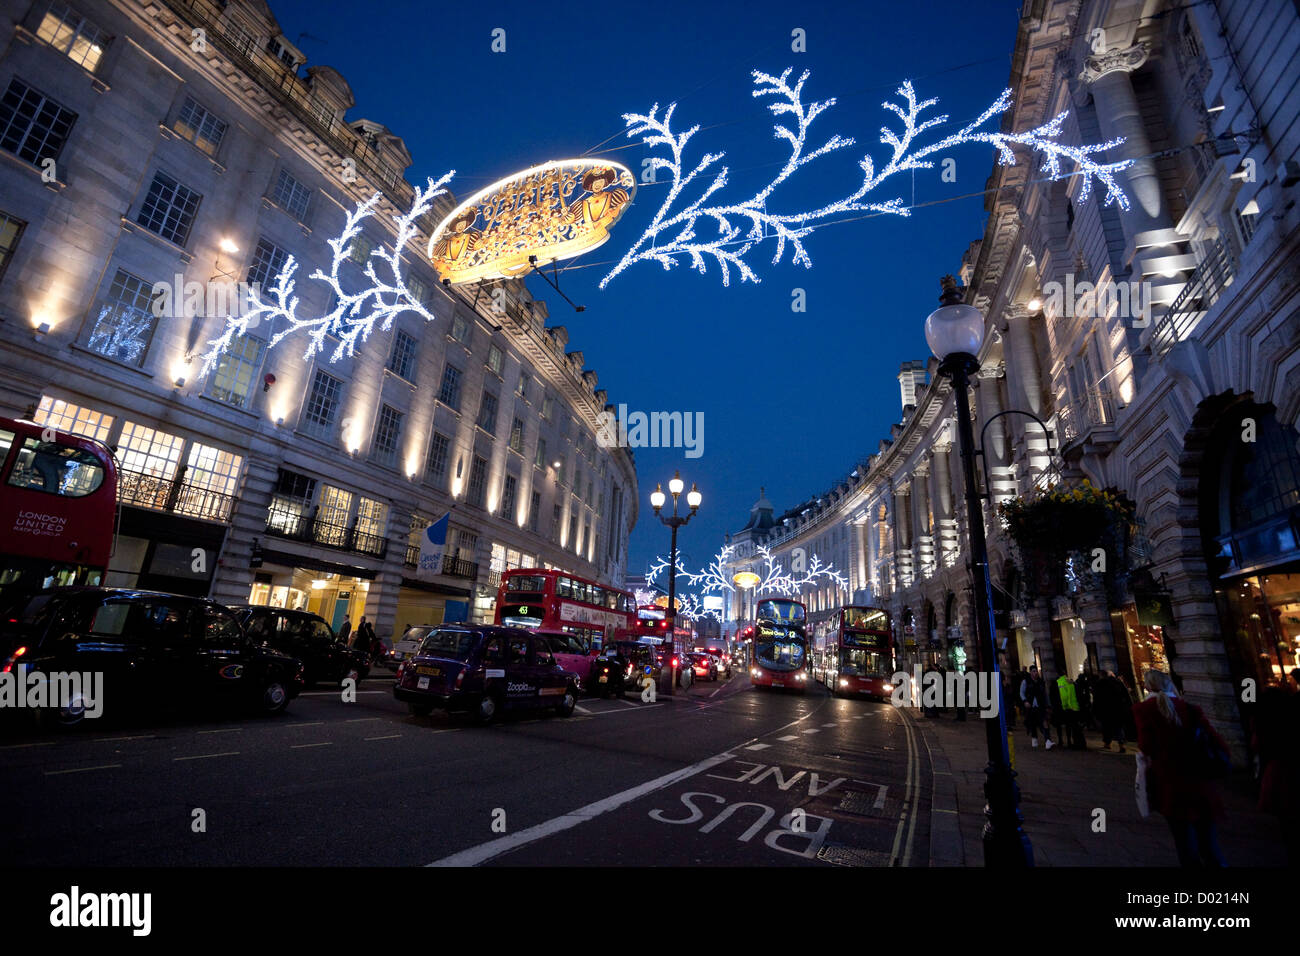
[1133,669,1230,867]
[354,616,375,654]
[1021,665,1054,750]
[1076,668,1096,731]
[1048,675,1066,747]
[336,617,352,647]
[1096,670,1132,752]
[1056,674,1085,749]
[1252,677,1300,863]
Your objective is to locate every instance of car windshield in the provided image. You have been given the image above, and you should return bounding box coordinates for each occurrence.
[417,629,477,660]
[402,627,434,645]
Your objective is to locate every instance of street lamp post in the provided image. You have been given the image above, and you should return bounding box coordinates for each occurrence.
[651,471,702,696]
[925,274,1034,867]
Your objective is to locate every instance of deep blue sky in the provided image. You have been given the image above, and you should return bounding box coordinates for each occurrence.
[269,0,1022,575]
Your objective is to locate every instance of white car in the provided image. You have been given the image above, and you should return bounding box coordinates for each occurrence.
[392,625,438,663]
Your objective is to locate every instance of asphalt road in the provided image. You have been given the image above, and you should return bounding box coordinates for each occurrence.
[0,671,932,866]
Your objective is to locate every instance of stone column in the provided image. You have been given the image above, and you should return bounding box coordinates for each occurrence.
[893,482,913,588]
[999,305,1053,487]
[1025,599,1057,682]
[1075,587,1118,677]
[914,460,934,578]
[977,364,1014,508]
[931,439,957,567]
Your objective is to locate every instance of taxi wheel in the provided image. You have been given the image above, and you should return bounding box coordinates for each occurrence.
[408,701,434,717]
[259,679,290,715]
[474,693,499,725]
[555,686,577,718]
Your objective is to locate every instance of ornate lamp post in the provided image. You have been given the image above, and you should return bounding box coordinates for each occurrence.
[651,471,702,695]
[925,275,1034,867]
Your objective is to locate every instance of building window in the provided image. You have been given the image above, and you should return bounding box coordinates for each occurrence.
[452,313,470,344]
[372,404,403,466]
[467,456,488,508]
[407,274,429,308]
[246,237,289,291]
[136,171,201,246]
[451,528,478,562]
[500,474,518,521]
[268,468,316,537]
[348,233,374,265]
[34,396,113,441]
[541,394,553,421]
[316,485,353,547]
[0,79,77,166]
[516,374,529,400]
[386,329,417,381]
[426,430,450,481]
[355,496,387,544]
[476,391,498,435]
[509,417,524,454]
[302,368,343,438]
[535,437,547,470]
[206,333,265,408]
[530,491,541,532]
[118,421,184,480]
[36,4,107,72]
[487,344,504,377]
[87,269,159,366]
[0,212,26,282]
[177,442,242,519]
[553,503,562,540]
[172,96,226,157]
[568,514,579,550]
[1234,205,1258,247]
[272,168,312,221]
[437,364,462,409]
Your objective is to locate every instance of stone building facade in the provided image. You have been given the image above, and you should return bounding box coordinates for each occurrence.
[0,0,638,638]
[723,0,1299,752]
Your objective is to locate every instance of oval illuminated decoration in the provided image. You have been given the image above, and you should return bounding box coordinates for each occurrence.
[427,159,637,285]
[733,571,761,590]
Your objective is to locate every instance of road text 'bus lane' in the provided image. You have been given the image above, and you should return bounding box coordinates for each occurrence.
[645,756,900,865]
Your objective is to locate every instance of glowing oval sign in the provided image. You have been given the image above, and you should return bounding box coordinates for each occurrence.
[427,159,637,285]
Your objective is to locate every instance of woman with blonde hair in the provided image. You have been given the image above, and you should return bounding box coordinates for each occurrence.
[1133,668,1230,866]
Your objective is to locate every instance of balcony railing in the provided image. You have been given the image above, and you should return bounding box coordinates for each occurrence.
[264,503,388,558]
[119,468,236,522]
[1057,386,1118,448]
[404,543,420,568]
[159,0,412,206]
[442,555,479,579]
[1150,235,1237,355]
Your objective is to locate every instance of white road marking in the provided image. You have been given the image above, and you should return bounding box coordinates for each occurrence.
[777,735,798,741]
[821,722,838,727]
[745,743,770,751]
[0,741,56,750]
[298,690,388,697]
[197,728,242,735]
[620,699,638,708]
[364,734,401,741]
[45,764,120,775]
[709,687,723,697]
[801,728,820,734]
[575,705,592,715]
[96,735,156,742]
[428,751,738,867]
[174,752,239,762]
[285,721,324,728]
[345,717,382,723]
[290,742,332,749]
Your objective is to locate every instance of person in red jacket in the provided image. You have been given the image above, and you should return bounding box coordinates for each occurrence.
[1133,668,1230,866]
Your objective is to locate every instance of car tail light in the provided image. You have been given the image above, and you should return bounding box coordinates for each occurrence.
[454,667,466,689]
[2,645,28,673]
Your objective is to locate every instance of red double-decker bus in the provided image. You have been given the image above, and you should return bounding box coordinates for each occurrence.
[828,606,896,699]
[494,569,636,649]
[0,416,118,614]
[749,597,810,692]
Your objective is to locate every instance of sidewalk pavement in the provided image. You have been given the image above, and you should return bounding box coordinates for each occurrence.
[912,709,1288,866]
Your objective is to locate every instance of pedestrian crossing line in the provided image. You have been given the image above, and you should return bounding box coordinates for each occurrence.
[746,743,771,751]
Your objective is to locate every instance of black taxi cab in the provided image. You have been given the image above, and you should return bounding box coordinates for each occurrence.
[393,625,578,724]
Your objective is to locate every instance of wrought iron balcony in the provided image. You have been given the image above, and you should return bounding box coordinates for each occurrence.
[1150,235,1236,356]
[442,555,479,579]
[264,503,388,558]
[1056,386,1118,450]
[119,468,236,522]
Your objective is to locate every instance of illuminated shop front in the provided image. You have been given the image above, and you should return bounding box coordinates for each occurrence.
[1200,403,1300,695]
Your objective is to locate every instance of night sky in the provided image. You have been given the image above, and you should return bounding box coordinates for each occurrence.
[267,0,1021,576]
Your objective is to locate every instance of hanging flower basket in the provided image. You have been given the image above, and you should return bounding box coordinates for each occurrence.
[998,480,1135,594]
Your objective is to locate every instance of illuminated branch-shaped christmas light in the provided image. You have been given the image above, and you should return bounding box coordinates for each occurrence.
[601,69,1132,288]
[199,172,455,375]
[682,544,737,596]
[652,544,849,605]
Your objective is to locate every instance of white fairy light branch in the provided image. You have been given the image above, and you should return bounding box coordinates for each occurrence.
[601,68,1133,288]
[199,172,455,375]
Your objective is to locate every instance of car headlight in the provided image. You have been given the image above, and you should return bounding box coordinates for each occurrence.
[840,679,848,687]
[884,683,894,692]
